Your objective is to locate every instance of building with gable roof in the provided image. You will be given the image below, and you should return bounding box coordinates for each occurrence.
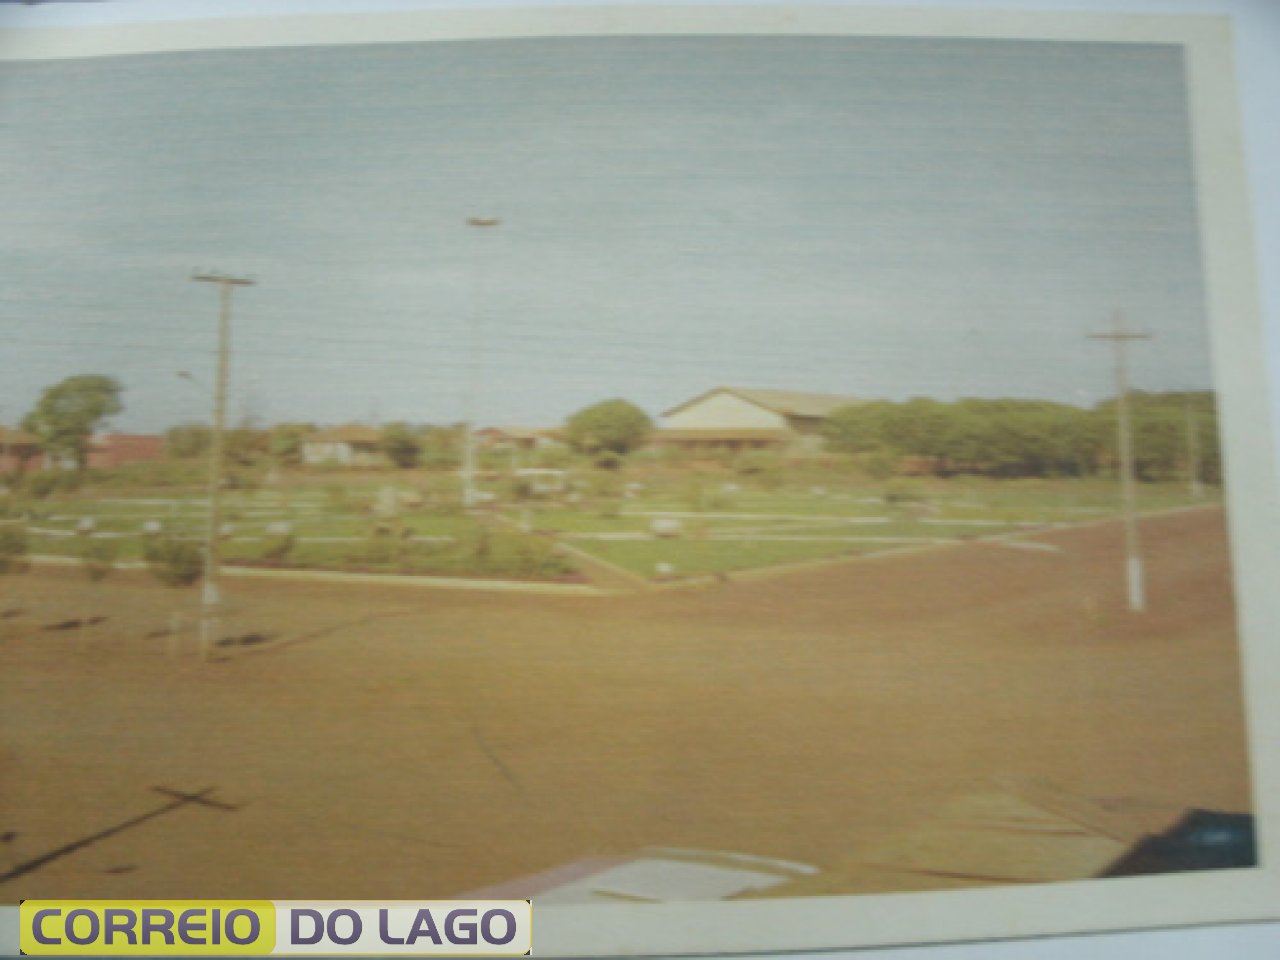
[655,387,860,454]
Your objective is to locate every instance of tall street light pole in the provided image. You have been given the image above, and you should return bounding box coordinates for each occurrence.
[463,217,500,510]
[191,272,255,660]
[1088,312,1151,613]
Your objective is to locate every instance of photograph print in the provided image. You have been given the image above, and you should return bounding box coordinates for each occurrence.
[0,6,1276,955]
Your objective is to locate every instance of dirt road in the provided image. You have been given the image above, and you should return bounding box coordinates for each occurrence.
[0,506,1251,899]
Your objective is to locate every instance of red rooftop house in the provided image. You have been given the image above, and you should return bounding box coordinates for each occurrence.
[86,434,166,469]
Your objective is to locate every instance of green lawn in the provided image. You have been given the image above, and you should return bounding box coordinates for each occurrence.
[6,474,1218,582]
[582,537,877,578]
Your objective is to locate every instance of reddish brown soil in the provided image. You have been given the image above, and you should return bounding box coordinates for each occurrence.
[0,507,1252,900]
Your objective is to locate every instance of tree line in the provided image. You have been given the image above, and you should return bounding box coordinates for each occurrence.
[822,392,1221,482]
[166,398,656,471]
[9,374,1221,486]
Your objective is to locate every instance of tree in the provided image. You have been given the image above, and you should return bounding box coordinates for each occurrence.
[825,396,1106,479]
[224,424,268,467]
[166,422,211,459]
[823,402,897,455]
[269,423,314,466]
[381,422,422,469]
[1098,390,1221,483]
[23,375,123,470]
[419,424,463,468]
[564,399,652,456]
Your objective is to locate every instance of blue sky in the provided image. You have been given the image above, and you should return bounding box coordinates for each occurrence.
[0,33,1214,431]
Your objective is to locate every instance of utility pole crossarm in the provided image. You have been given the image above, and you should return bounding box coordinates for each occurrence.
[192,273,256,287]
[1086,333,1151,342]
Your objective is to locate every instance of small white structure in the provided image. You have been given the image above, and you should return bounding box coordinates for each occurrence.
[476,426,565,451]
[301,425,383,467]
[650,518,683,538]
[514,467,568,496]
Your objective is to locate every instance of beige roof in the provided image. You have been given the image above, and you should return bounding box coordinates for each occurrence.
[663,387,860,419]
[306,424,382,445]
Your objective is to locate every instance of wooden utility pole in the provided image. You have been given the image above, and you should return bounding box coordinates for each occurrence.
[191,272,255,659]
[463,217,500,510]
[1088,313,1151,613]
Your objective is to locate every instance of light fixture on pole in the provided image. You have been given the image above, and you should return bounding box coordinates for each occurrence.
[191,271,255,660]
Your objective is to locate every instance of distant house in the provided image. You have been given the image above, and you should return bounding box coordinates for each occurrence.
[0,426,44,473]
[301,425,384,467]
[476,426,564,451]
[655,387,860,454]
[86,433,166,469]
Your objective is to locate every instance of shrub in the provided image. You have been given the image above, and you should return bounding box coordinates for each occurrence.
[144,538,204,587]
[508,477,534,503]
[470,526,492,562]
[530,445,571,468]
[224,470,261,494]
[734,451,785,491]
[26,472,60,499]
[586,471,622,500]
[325,484,353,513]
[258,533,296,563]
[80,460,206,490]
[352,534,398,567]
[703,491,734,511]
[592,450,623,471]
[860,448,899,481]
[0,525,28,574]
[734,451,779,476]
[80,537,119,581]
[507,534,574,579]
[883,480,927,505]
[684,478,706,512]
